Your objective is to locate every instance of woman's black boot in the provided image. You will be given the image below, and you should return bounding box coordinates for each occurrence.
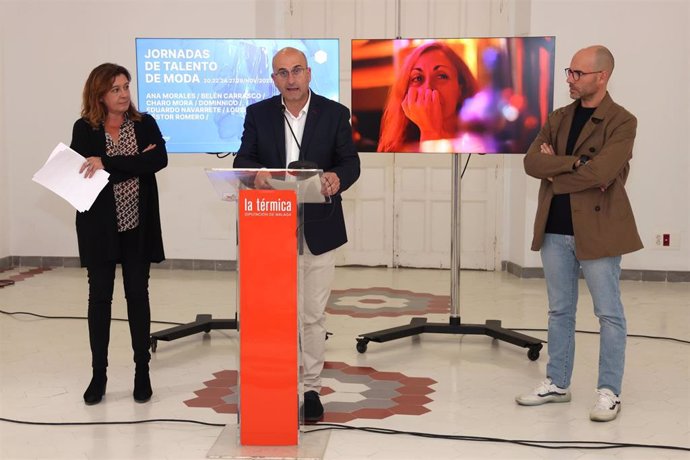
[83,369,107,405]
[133,365,152,403]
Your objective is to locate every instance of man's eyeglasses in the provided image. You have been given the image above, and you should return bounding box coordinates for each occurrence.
[565,68,603,81]
[273,66,307,79]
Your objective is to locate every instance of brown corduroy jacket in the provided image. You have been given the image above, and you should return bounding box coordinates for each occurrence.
[524,92,643,260]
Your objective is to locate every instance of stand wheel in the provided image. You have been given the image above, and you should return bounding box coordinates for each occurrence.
[356,339,368,354]
[527,344,542,361]
[150,338,158,353]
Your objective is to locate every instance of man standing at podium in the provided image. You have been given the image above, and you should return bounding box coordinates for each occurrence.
[234,47,360,421]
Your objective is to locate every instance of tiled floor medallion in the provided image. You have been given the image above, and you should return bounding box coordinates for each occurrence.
[327,287,450,318]
[184,361,436,423]
[0,267,51,286]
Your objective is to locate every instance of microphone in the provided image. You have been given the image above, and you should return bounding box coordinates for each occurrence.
[282,105,317,170]
[288,160,318,169]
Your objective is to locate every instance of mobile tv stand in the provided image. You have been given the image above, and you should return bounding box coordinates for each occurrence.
[356,317,543,361]
[355,155,544,361]
[150,314,237,352]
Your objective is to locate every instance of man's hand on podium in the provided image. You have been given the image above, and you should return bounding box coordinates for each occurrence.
[253,170,272,189]
[321,172,340,196]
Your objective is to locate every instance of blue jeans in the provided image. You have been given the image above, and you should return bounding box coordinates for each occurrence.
[541,233,627,395]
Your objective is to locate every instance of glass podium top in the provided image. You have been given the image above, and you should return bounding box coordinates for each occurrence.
[205,168,329,204]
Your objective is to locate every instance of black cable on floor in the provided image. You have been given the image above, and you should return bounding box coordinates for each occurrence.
[306,423,690,451]
[511,327,690,345]
[0,417,687,452]
[0,416,222,427]
[0,309,183,326]
[2,309,688,344]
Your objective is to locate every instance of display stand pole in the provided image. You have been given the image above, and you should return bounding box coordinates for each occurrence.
[356,154,544,361]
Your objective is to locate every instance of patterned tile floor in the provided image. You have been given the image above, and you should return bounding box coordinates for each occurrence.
[182,286,446,424]
[184,362,436,423]
[327,287,450,318]
[1,266,688,459]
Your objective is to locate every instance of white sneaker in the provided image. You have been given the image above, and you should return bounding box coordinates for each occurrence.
[589,388,621,422]
[516,378,571,406]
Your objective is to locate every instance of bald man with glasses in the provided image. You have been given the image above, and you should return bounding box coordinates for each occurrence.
[518,45,642,422]
[234,47,360,422]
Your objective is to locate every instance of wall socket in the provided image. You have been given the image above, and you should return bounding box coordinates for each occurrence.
[654,232,679,249]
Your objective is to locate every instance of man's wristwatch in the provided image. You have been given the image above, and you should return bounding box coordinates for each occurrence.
[578,155,591,166]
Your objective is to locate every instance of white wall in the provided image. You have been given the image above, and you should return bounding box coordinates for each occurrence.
[1,0,689,272]
[0,33,8,260]
[0,0,263,262]
[503,0,690,271]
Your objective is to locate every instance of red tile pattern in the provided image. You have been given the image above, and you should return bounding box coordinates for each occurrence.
[327,287,449,318]
[0,267,51,286]
[184,362,436,423]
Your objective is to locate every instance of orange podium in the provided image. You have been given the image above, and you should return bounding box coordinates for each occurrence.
[205,168,329,454]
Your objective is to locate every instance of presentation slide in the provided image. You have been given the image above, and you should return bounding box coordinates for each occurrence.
[135,38,340,153]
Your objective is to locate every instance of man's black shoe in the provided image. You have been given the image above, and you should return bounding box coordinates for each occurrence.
[303,390,324,422]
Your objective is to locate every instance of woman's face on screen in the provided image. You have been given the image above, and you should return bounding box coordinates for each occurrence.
[407,49,461,120]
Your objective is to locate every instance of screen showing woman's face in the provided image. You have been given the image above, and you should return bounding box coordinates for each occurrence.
[407,49,461,120]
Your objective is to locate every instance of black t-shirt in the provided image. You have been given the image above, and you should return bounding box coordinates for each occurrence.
[544,103,596,235]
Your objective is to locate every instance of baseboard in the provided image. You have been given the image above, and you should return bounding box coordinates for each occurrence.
[501,260,690,282]
[0,256,237,272]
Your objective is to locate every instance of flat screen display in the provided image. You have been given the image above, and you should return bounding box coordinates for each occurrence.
[351,37,555,154]
[135,38,340,153]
